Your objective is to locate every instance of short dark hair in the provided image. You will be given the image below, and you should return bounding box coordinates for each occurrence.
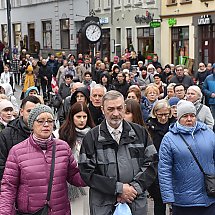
[84,71,92,77]
[140,66,147,71]
[20,96,41,108]
[65,74,73,79]
[173,83,185,92]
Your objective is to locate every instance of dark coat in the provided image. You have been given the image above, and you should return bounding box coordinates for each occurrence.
[170,75,194,89]
[79,120,158,215]
[88,102,104,126]
[0,117,31,181]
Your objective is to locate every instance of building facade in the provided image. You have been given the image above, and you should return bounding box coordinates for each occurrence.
[90,0,161,61]
[161,0,215,70]
[0,0,89,56]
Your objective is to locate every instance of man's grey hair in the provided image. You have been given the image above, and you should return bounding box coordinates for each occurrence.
[90,84,107,95]
[102,90,124,106]
[175,64,184,70]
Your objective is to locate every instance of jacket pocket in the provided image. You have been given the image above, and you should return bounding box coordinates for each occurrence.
[17,185,29,212]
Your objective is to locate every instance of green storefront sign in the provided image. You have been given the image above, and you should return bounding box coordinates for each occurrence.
[150,21,161,28]
[168,18,177,27]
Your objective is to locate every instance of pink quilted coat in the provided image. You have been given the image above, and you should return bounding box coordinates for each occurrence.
[0,135,85,215]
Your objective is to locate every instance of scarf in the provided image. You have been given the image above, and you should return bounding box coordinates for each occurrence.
[32,133,53,150]
[176,121,197,137]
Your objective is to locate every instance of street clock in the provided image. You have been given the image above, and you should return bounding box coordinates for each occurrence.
[83,21,102,44]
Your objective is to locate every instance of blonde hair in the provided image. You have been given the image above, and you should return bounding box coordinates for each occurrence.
[145,85,160,97]
[151,99,171,118]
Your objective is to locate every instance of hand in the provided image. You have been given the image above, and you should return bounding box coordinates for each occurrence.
[211,93,215,98]
[119,184,137,203]
[44,76,48,81]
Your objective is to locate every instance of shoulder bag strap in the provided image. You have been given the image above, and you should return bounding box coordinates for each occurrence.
[179,133,205,174]
[46,143,56,202]
[196,104,203,116]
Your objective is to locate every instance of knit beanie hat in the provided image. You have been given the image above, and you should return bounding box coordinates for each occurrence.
[28,104,54,129]
[0,100,14,112]
[177,100,196,120]
[187,85,202,100]
[169,97,180,107]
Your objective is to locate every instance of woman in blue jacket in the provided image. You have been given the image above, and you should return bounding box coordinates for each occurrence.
[159,100,215,215]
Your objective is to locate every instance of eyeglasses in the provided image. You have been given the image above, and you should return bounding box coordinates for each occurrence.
[156,113,170,118]
[35,119,54,126]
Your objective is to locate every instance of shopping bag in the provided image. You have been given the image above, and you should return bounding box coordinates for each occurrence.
[113,203,132,215]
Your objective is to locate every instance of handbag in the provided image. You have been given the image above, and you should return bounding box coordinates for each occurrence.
[179,133,215,197]
[17,143,56,215]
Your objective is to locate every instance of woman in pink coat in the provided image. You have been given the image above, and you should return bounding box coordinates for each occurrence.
[0,104,85,215]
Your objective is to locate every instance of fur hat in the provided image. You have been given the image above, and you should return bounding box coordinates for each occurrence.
[28,104,54,129]
[177,100,196,120]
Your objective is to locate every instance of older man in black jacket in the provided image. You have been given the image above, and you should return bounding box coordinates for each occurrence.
[79,90,158,215]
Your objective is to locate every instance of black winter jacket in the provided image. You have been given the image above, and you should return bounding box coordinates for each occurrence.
[0,117,31,181]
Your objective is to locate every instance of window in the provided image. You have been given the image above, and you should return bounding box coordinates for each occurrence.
[104,0,111,8]
[60,19,70,49]
[17,0,21,6]
[95,0,101,10]
[134,0,142,4]
[13,23,21,47]
[137,27,154,57]
[1,0,6,8]
[167,0,177,5]
[1,24,7,44]
[180,0,192,3]
[42,21,52,49]
[114,0,121,7]
[171,26,189,65]
[126,28,132,49]
[124,0,132,5]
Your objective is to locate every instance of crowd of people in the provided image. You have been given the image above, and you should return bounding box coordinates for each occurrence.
[0,46,215,215]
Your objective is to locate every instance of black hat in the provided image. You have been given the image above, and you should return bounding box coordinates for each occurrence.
[164,64,171,69]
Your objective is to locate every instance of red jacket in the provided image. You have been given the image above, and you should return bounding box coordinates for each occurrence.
[0,135,85,215]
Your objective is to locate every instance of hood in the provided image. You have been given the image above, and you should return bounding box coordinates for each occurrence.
[169,120,207,135]
[0,83,13,96]
[70,87,90,105]
[100,71,110,84]
[147,64,156,72]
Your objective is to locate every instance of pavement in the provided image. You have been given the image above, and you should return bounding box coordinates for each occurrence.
[13,84,170,215]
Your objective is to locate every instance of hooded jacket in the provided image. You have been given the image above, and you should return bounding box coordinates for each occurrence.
[0,117,31,181]
[0,83,19,113]
[0,135,85,215]
[159,122,215,207]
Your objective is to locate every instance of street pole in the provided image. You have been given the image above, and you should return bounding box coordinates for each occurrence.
[6,0,12,60]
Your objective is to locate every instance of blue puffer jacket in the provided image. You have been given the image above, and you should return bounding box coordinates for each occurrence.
[158,121,215,207]
[202,73,215,105]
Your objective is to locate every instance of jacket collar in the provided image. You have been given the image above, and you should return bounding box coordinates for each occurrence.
[98,120,137,145]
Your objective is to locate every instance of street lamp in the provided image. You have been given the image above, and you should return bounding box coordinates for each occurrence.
[6,0,12,59]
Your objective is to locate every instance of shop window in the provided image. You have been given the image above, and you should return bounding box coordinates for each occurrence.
[137,27,154,58]
[60,19,70,49]
[42,21,52,49]
[171,26,189,65]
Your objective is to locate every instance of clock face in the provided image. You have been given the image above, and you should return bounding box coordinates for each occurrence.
[85,24,102,43]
